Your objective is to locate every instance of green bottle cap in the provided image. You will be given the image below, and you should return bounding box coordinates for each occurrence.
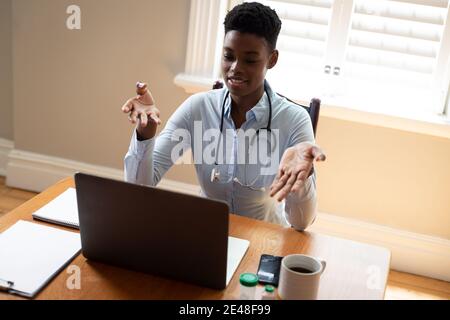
[239,273,258,287]
[265,285,275,293]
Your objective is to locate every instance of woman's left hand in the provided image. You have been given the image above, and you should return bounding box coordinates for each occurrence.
[270,142,326,202]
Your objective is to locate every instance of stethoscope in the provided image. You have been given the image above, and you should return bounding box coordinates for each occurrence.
[210,82,277,187]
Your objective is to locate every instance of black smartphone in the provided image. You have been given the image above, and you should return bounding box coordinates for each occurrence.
[256,254,283,287]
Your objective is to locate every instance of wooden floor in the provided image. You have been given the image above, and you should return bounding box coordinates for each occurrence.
[0,176,449,300]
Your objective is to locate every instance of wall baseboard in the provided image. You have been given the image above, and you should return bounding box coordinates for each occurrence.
[6,148,202,195]
[6,149,124,192]
[3,148,450,282]
[0,138,14,176]
[308,213,450,282]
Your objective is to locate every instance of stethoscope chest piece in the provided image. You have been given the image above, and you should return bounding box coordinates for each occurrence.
[211,82,274,186]
[211,167,220,182]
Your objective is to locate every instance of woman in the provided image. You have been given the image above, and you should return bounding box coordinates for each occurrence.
[122,2,326,230]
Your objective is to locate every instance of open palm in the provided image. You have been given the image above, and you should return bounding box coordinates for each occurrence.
[270,142,326,202]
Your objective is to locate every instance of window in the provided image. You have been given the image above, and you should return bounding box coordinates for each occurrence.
[339,0,450,116]
[175,0,450,120]
[258,0,335,100]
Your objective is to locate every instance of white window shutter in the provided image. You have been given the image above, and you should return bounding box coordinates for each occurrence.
[342,0,450,113]
[176,0,450,117]
[257,0,334,73]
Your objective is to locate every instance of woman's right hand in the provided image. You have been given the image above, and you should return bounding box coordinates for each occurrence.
[121,82,162,140]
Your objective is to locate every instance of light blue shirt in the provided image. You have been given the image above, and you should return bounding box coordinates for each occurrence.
[124,81,317,230]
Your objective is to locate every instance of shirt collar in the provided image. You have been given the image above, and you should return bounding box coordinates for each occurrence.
[223,80,276,125]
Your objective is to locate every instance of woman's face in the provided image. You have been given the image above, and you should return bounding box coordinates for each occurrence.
[221,31,278,97]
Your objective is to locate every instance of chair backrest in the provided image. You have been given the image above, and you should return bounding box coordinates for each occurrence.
[212,81,320,137]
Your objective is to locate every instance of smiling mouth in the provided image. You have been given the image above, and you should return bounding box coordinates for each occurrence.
[227,78,248,87]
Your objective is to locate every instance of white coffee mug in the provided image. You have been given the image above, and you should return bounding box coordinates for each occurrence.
[278,254,326,300]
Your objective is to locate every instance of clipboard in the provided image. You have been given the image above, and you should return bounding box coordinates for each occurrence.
[0,278,14,291]
[0,220,81,298]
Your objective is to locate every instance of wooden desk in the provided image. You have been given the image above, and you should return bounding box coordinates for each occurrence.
[0,177,390,300]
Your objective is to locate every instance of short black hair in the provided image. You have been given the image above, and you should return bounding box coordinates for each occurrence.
[224,2,282,51]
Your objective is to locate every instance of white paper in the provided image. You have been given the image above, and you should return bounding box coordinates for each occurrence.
[32,188,79,227]
[226,236,249,286]
[0,220,81,297]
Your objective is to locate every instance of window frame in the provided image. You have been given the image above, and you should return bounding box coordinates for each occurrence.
[174,0,450,122]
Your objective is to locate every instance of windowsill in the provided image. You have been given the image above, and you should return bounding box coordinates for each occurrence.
[174,73,450,139]
[174,73,217,94]
[319,100,450,139]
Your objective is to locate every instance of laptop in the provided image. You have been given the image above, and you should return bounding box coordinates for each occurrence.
[74,173,249,290]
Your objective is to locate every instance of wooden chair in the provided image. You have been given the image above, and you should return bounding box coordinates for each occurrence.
[212,80,320,137]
